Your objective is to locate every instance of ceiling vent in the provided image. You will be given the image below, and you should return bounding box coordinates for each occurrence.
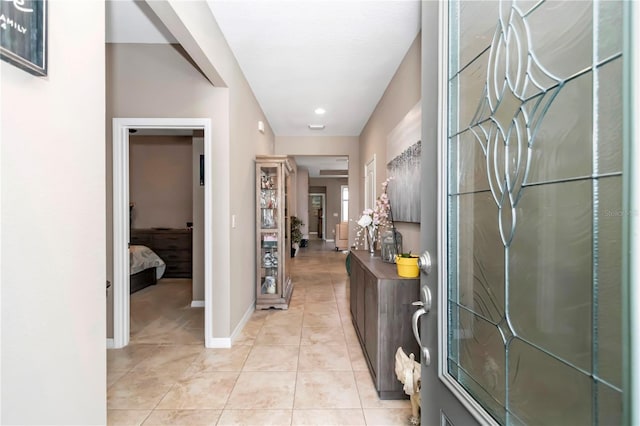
[319,169,348,176]
[308,124,325,130]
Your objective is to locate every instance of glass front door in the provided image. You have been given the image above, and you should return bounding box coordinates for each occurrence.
[420,1,630,424]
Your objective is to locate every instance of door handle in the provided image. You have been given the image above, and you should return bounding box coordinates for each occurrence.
[418,250,432,275]
[411,286,432,365]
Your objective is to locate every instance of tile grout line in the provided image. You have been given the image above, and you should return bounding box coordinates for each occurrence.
[110,242,395,425]
[289,302,303,426]
[220,317,261,416]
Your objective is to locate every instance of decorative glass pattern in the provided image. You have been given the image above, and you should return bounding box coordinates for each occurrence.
[447,1,623,424]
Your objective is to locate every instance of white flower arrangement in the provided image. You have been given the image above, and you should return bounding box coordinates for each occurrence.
[355,178,394,251]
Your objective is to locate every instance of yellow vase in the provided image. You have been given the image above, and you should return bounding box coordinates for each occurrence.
[395,255,419,278]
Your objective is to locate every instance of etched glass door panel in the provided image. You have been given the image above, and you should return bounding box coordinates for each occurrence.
[446,1,624,424]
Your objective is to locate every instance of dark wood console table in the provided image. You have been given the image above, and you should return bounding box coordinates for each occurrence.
[349,250,420,399]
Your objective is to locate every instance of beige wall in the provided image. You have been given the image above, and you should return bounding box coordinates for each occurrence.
[275,137,360,246]
[192,136,205,301]
[106,41,273,339]
[309,178,348,242]
[296,168,310,237]
[130,135,193,229]
[0,1,106,424]
[359,33,422,252]
[145,2,276,330]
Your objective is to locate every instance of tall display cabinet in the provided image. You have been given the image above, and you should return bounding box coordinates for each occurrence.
[255,155,295,309]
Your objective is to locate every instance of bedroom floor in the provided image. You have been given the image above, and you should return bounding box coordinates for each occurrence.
[107,240,411,426]
[129,278,204,345]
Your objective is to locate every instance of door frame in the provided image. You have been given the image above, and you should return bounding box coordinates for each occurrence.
[112,117,213,348]
[433,1,495,422]
[418,1,493,423]
[625,1,640,423]
[364,154,376,210]
[308,193,326,240]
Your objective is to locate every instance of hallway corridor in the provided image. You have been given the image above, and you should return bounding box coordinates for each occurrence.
[107,241,412,425]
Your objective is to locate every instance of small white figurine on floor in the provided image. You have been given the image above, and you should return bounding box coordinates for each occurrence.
[395,346,421,425]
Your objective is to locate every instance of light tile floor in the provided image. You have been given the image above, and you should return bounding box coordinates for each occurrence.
[107,240,411,425]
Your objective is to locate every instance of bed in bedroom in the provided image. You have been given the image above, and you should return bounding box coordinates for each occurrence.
[130,245,166,294]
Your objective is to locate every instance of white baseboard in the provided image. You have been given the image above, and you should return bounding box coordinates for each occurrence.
[325,239,335,242]
[191,300,205,308]
[106,338,115,349]
[206,337,231,348]
[205,303,254,349]
[231,302,255,344]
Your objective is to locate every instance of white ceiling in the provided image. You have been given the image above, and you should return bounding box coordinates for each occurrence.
[207,1,420,136]
[106,0,421,137]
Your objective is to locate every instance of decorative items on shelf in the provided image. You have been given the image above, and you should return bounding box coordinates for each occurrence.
[356,177,394,256]
[396,252,419,278]
[260,190,277,209]
[381,229,403,263]
[260,240,279,295]
[262,233,277,248]
[260,174,276,189]
[260,169,278,229]
[262,209,276,229]
[264,276,276,294]
[263,251,278,268]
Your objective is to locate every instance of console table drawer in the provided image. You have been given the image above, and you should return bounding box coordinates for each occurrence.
[131,229,192,278]
[153,234,192,250]
[130,233,153,246]
[164,261,192,277]
[154,249,191,262]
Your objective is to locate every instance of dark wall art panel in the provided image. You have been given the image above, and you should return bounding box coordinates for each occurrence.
[387,140,421,223]
[0,0,47,76]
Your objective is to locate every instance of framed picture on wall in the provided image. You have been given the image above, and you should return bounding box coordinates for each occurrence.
[200,155,204,186]
[0,0,48,76]
[386,101,421,223]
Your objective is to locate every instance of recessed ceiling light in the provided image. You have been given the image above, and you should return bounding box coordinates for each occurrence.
[314,108,326,115]
[308,124,325,130]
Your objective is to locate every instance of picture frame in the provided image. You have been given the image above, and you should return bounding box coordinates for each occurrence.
[386,101,422,223]
[0,0,48,76]
[199,154,204,186]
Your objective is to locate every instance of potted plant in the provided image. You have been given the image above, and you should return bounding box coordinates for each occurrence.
[395,251,419,278]
[290,216,304,257]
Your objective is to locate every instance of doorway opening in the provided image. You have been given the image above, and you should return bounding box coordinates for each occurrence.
[128,128,201,344]
[294,155,350,246]
[112,118,213,348]
[308,193,326,240]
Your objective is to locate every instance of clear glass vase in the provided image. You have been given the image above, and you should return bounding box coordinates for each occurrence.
[367,227,377,255]
[381,229,403,263]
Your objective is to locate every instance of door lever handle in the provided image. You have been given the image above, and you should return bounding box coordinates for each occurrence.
[412,307,426,345]
[412,308,431,366]
[411,286,432,366]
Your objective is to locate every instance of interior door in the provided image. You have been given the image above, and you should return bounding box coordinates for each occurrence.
[308,194,326,239]
[418,1,628,424]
